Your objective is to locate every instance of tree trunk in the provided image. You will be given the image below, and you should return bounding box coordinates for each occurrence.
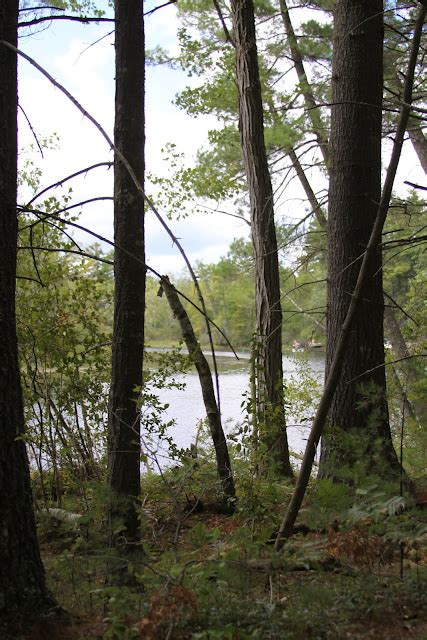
[278,0,330,166]
[396,68,427,174]
[160,277,236,504]
[407,116,427,173]
[231,0,292,477]
[274,2,425,547]
[319,0,401,480]
[384,306,426,423]
[108,0,145,545]
[0,2,54,636]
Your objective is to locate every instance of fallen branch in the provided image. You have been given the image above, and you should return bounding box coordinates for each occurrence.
[38,508,83,532]
[160,276,236,505]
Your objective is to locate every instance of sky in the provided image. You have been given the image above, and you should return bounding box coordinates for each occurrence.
[17,2,251,275]
[17,3,425,275]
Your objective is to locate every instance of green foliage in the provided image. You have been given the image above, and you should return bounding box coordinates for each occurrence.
[32,0,106,17]
[17,195,112,498]
[313,477,351,526]
[16,5,427,637]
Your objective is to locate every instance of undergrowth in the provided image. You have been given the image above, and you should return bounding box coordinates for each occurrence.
[31,457,427,640]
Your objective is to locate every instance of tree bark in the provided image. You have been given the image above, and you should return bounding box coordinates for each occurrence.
[0,2,54,636]
[108,0,145,545]
[274,3,425,548]
[318,0,402,479]
[160,277,236,504]
[231,0,292,477]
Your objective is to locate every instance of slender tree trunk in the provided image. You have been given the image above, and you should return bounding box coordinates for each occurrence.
[108,1,145,545]
[318,0,401,480]
[407,116,427,173]
[231,0,292,477]
[0,2,54,636]
[287,146,327,228]
[384,306,426,422]
[396,72,427,173]
[278,0,329,166]
[160,277,236,504]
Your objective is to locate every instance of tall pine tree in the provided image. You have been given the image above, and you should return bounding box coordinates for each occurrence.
[108,1,146,545]
[318,0,402,479]
[0,1,54,636]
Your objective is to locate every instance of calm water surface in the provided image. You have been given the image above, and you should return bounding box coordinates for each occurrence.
[144,350,325,468]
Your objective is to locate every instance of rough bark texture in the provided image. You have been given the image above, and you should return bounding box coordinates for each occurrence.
[161,277,236,503]
[231,0,292,476]
[108,1,145,544]
[0,2,54,636]
[319,0,401,479]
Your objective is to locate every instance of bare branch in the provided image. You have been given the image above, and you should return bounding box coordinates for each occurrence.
[18,245,114,266]
[18,5,64,12]
[144,0,177,17]
[26,162,112,207]
[384,291,419,326]
[18,15,115,28]
[29,225,45,287]
[18,104,44,157]
[347,354,427,384]
[404,180,427,190]
[212,0,236,47]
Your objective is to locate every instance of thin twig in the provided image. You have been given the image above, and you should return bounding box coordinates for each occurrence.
[18,245,114,266]
[404,180,427,191]
[18,15,115,28]
[384,291,419,326]
[26,162,112,207]
[29,225,45,287]
[18,104,44,157]
[346,354,427,384]
[145,0,177,16]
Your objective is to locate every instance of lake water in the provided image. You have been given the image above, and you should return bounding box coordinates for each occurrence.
[143,350,325,469]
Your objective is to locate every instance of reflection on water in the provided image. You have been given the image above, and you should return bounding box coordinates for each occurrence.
[143,351,325,469]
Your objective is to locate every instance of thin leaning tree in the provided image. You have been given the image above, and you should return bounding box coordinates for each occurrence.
[231,0,293,477]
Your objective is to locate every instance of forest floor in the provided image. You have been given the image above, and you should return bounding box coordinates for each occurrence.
[24,478,427,640]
